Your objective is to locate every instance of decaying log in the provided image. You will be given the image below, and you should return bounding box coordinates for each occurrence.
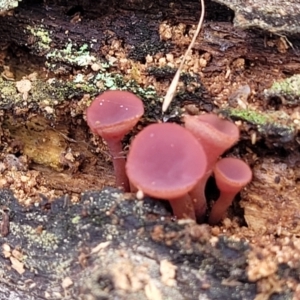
[0,1,300,299]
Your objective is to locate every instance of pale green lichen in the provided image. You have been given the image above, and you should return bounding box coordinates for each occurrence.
[73,70,158,101]
[0,0,20,12]
[27,25,52,51]
[71,215,81,224]
[264,74,300,106]
[46,43,96,67]
[10,222,59,251]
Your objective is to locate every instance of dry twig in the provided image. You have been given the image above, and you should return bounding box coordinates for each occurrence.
[162,0,205,113]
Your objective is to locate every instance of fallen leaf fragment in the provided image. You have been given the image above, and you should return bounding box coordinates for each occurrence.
[10,256,25,274]
[16,79,32,100]
[160,259,177,286]
[62,277,73,289]
[144,280,162,300]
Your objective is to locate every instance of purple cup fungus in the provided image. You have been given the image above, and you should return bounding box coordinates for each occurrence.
[86,90,144,192]
[208,157,252,225]
[125,123,207,220]
[183,114,240,221]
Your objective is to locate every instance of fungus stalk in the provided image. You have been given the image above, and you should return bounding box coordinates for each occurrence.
[86,90,144,192]
[168,194,195,220]
[188,172,211,220]
[208,191,236,224]
[104,137,128,192]
[184,114,240,222]
[208,157,252,225]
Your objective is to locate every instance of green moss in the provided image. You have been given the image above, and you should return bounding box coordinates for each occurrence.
[0,77,68,109]
[224,107,295,128]
[0,69,160,121]
[1,85,17,98]
[0,62,161,121]
[224,108,269,125]
[31,80,65,103]
[222,107,296,143]
[0,78,22,106]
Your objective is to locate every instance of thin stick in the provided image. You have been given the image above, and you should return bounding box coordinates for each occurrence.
[162,0,206,113]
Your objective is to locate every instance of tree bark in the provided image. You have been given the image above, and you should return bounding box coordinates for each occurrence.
[0,0,298,70]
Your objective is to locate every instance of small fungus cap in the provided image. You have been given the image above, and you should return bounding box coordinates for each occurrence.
[184,114,240,168]
[86,90,144,140]
[196,114,239,137]
[126,123,207,199]
[214,157,252,193]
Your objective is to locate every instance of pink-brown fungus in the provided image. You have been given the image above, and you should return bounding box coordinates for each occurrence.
[183,114,240,222]
[184,114,240,170]
[126,123,207,220]
[208,157,252,225]
[86,90,144,191]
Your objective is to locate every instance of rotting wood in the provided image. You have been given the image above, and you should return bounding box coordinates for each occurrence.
[0,1,300,299]
[0,0,298,69]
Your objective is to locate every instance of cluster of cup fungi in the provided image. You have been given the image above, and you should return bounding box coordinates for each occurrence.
[86,90,252,225]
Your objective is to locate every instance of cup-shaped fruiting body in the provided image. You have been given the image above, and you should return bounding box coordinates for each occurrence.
[209,157,252,225]
[126,123,207,220]
[86,90,144,191]
[183,114,240,222]
[184,114,240,169]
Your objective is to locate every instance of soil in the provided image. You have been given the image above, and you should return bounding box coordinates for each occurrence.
[0,0,300,299]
